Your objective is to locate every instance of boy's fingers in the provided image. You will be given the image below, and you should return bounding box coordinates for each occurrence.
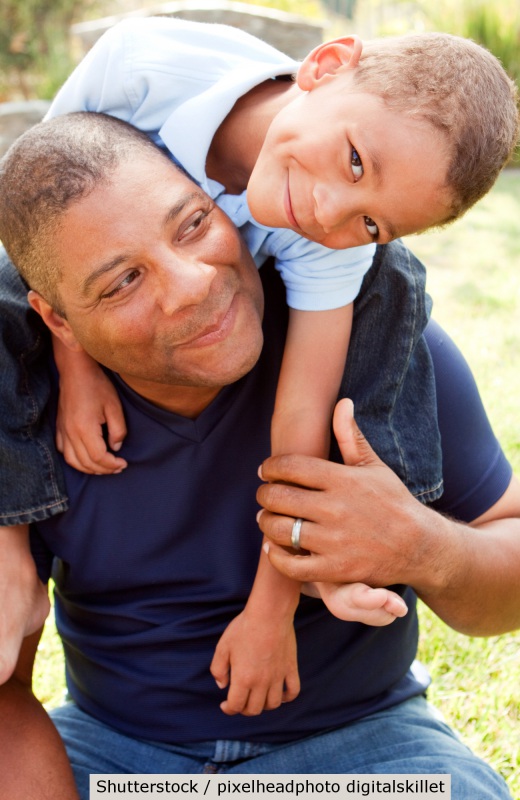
[219,685,250,716]
[81,433,127,473]
[210,647,230,689]
[62,436,126,475]
[264,683,284,711]
[105,404,128,451]
[242,686,269,717]
[282,670,301,704]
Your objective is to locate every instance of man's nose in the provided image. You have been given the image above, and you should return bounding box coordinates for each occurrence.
[156,255,217,316]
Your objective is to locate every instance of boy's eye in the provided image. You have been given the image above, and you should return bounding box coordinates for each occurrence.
[351,148,364,180]
[364,216,379,237]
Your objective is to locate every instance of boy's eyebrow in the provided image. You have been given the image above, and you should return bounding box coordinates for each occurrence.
[362,144,398,241]
[80,191,202,297]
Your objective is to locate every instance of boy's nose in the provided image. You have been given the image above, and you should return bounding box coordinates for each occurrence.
[157,256,217,316]
[313,184,353,232]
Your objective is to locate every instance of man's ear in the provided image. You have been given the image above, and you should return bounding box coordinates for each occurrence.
[297,35,363,91]
[28,289,83,352]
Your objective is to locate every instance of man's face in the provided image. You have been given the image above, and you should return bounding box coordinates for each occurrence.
[53,154,264,413]
[247,69,453,249]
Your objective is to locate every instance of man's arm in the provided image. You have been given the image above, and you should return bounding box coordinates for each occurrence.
[258,399,520,636]
[0,625,80,799]
[0,525,50,683]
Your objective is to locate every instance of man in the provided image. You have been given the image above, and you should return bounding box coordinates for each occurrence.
[0,112,518,800]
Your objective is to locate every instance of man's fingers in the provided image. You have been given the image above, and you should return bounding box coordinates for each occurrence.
[332,398,381,468]
[256,482,323,524]
[263,541,332,584]
[258,452,343,491]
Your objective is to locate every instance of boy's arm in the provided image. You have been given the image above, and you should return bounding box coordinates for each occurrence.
[210,546,301,715]
[52,334,128,475]
[272,306,353,456]
[0,525,50,684]
[0,627,80,799]
[210,307,352,715]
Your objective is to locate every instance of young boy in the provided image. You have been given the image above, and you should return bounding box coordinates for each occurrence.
[0,18,517,713]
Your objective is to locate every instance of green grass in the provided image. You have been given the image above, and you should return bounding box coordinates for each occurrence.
[34,171,520,794]
[407,170,520,797]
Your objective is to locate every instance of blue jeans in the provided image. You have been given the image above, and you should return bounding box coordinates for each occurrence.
[51,696,511,799]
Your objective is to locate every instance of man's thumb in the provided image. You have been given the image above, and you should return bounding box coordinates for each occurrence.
[333,398,380,467]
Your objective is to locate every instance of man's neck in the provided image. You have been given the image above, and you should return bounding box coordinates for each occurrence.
[206,78,299,195]
[118,374,222,419]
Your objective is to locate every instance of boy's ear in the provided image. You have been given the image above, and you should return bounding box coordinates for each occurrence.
[297,36,363,91]
[28,289,83,353]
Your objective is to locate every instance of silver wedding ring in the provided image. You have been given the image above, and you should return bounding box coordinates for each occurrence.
[291,517,303,550]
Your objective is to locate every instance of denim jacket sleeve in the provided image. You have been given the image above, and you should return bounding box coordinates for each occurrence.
[333,239,444,503]
[0,248,68,524]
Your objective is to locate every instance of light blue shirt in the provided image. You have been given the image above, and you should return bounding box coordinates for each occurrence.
[47,17,376,310]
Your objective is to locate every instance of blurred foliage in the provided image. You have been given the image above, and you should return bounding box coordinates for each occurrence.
[355,1,520,87]
[0,0,324,101]
[420,0,520,86]
[237,0,324,17]
[0,0,101,100]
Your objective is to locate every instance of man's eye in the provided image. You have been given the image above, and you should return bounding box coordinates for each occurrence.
[179,210,209,240]
[364,216,379,237]
[101,270,139,299]
[351,147,364,180]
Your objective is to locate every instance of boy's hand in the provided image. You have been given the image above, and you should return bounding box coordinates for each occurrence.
[56,363,128,475]
[210,607,300,716]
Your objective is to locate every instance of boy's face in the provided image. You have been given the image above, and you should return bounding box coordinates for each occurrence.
[247,67,452,250]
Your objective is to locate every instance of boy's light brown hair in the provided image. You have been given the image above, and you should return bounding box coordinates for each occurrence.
[352,32,519,222]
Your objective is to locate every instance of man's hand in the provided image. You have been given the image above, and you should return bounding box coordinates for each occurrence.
[259,398,520,637]
[210,607,300,716]
[257,398,445,592]
[0,525,50,684]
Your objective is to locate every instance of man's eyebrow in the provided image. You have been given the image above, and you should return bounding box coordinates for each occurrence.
[80,191,204,298]
[81,254,131,299]
[163,190,207,226]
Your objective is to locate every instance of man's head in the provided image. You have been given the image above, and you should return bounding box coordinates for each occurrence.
[0,112,264,412]
[247,31,519,249]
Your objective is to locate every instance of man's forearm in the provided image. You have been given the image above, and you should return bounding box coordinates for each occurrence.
[258,402,520,638]
[0,631,80,800]
[0,525,50,683]
[413,478,520,635]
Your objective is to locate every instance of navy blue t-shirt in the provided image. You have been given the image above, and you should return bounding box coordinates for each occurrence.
[31,289,511,744]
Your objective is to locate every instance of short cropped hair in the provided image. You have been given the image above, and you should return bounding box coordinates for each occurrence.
[0,112,174,314]
[353,32,519,221]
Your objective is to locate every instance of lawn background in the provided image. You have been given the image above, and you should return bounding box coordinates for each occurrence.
[33,169,520,796]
